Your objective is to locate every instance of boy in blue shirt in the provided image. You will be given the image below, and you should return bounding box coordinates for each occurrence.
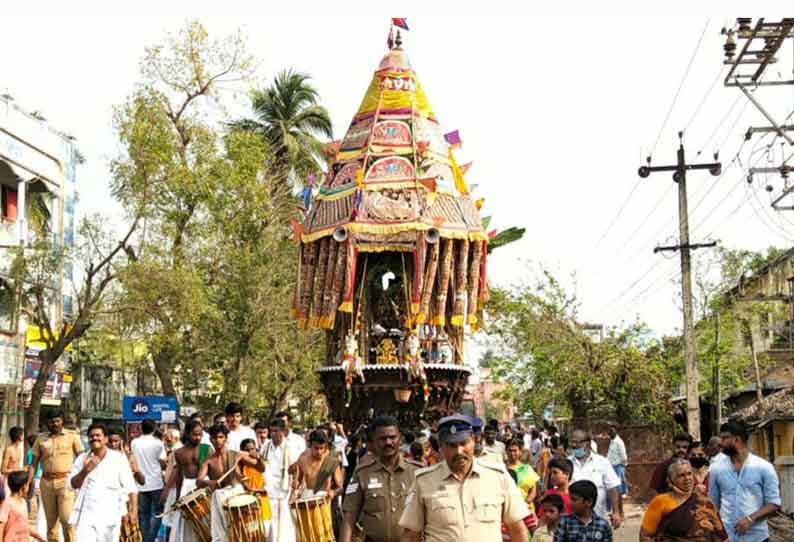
[554,480,612,542]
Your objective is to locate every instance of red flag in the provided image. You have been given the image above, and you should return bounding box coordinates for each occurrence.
[392,18,409,30]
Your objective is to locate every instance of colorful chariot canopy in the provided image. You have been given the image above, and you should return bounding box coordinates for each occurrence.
[301,31,485,244]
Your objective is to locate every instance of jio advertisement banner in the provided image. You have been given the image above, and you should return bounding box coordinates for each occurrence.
[122,395,179,423]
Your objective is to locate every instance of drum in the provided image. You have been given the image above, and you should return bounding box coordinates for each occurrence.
[224,493,267,542]
[290,492,335,542]
[177,487,213,542]
[119,520,142,542]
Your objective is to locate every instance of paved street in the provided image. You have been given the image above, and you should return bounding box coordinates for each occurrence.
[615,501,644,542]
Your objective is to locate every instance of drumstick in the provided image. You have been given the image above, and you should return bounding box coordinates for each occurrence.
[156,462,247,518]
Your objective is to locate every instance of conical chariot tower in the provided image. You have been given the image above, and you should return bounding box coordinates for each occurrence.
[293,28,489,426]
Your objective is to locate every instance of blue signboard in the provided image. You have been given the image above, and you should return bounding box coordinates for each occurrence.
[123,396,179,422]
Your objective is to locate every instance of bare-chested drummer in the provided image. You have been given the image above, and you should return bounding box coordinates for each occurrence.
[291,430,343,501]
[159,420,211,542]
[197,423,263,542]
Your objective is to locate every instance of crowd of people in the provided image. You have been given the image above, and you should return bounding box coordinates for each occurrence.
[0,405,782,542]
[640,421,782,542]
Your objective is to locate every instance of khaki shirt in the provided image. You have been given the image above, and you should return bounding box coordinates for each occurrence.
[33,430,84,474]
[399,458,529,542]
[343,455,422,542]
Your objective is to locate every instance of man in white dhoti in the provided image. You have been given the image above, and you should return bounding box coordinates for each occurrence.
[162,420,213,542]
[68,423,138,542]
[197,423,263,542]
[263,418,297,542]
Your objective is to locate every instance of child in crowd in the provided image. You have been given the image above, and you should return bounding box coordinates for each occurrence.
[534,493,565,542]
[239,438,272,523]
[554,480,613,542]
[541,457,573,516]
[0,470,44,542]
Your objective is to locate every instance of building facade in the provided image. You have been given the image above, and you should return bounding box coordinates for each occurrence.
[467,367,516,422]
[0,94,78,436]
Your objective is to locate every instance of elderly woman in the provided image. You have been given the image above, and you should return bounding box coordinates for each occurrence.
[640,459,728,542]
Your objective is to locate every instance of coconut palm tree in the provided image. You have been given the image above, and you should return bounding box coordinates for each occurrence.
[230,69,333,191]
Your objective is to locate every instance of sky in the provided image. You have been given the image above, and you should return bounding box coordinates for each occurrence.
[2,6,794,340]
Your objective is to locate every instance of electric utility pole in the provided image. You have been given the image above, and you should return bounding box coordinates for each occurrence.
[638,132,721,440]
[713,311,722,435]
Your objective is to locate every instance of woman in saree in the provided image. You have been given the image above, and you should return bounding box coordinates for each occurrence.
[505,439,540,532]
[640,459,728,542]
[687,442,710,495]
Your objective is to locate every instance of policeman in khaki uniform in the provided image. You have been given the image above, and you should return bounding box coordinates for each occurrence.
[28,410,84,542]
[341,415,422,542]
[399,415,529,542]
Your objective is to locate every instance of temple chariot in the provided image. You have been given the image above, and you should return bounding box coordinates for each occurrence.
[292,26,508,427]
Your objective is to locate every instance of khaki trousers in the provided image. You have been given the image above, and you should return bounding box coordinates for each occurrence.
[40,477,76,542]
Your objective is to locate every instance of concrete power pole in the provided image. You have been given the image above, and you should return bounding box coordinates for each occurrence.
[713,311,722,435]
[639,132,721,440]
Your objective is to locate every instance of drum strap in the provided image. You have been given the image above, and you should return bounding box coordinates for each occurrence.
[198,443,211,467]
[313,454,340,493]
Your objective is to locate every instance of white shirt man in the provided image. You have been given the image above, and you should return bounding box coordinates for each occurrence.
[69,444,138,541]
[286,431,306,455]
[263,424,296,542]
[131,431,166,493]
[570,451,621,518]
[227,425,257,452]
[607,433,627,467]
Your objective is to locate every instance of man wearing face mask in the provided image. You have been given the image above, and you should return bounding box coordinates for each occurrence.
[568,429,623,528]
[399,415,530,542]
[648,432,693,496]
[709,421,781,542]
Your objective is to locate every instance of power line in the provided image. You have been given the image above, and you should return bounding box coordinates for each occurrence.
[616,181,673,252]
[691,139,772,235]
[696,95,742,157]
[594,175,642,247]
[621,98,750,262]
[650,18,711,158]
[749,176,794,241]
[703,185,753,238]
[605,141,752,317]
[684,65,726,133]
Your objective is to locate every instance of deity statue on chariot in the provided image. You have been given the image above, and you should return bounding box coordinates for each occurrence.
[292,24,522,426]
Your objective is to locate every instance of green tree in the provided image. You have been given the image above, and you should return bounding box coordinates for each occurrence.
[19,214,139,433]
[109,21,255,396]
[687,246,786,415]
[230,69,333,192]
[483,264,673,425]
[107,21,326,414]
